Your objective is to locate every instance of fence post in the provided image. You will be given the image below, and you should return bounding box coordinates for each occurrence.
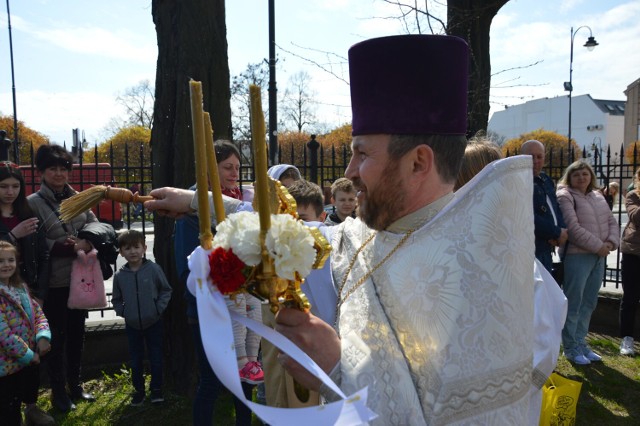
[307,134,319,184]
[0,130,12,161]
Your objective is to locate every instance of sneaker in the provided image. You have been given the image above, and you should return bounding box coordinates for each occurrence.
[150,389,164,404]
[239,361,264,384]
[564,352,591,365]
[621,336,635,356]
[130,391,145,407]
[582,348,602,362]
[24,405,55,426]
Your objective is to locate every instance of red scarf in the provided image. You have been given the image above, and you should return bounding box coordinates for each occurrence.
[221,186,242,200]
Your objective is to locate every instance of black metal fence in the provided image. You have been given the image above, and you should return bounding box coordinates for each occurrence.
[17,140,637,318]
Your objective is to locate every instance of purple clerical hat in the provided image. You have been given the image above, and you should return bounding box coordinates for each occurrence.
[349,35,469,136]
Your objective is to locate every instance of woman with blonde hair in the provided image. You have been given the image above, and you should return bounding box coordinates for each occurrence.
[556,160,619,365]
[454,137,502,191]
[619,167,640,355]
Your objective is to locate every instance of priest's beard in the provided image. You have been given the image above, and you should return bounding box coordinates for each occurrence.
[355,161,406,231]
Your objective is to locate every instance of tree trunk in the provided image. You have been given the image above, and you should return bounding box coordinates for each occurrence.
[151,0,232,395]
[447,0,509,137]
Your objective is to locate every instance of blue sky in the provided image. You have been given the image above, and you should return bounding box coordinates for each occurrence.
[0,0,638,145]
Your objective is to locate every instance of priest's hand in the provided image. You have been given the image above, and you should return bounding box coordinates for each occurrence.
[145,188,195,218]
[275,307,341,391]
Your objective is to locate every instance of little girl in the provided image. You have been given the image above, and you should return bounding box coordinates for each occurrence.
[0,241,51,425]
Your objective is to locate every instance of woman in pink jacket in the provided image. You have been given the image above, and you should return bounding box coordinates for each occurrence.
[556,160,619,365]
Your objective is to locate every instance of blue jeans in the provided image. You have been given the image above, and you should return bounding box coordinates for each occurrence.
[561,253,605,356]
[189,322,253,426]
[126,320,164,393]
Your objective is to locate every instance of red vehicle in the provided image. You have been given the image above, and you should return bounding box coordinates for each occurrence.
[20,163,123,230]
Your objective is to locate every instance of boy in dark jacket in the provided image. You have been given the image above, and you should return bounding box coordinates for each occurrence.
[112,230,172,406]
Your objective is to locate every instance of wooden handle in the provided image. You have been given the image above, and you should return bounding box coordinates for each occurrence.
[104,187,154,204]
[132,194,154,203]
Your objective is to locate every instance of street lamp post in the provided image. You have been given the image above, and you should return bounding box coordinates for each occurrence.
[267,0,278,166]
[5,0,19,163]
[564,26,598,154]
[0,130,11,161]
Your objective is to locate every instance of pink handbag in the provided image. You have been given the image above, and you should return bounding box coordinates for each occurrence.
[68,249,108,309]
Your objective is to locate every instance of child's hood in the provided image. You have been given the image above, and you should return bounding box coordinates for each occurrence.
[118,258,151,274]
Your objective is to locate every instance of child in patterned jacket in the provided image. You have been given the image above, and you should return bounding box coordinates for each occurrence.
[0,241,52,425]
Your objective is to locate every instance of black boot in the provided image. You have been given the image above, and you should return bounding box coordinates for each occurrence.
[51,387,76,413]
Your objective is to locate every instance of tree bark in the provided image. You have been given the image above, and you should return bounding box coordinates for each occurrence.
[151,0,232,395]
[447,0,509,137]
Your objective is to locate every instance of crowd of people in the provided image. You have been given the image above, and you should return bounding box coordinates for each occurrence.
[0,33,635,425]
[0,145,118,425]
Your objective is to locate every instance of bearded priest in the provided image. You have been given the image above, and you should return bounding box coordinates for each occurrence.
[146,35,535,425]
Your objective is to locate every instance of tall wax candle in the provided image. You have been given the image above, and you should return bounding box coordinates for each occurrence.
[249,85,271,235]
[189,80,213,250]
[203,112,226,223]
[249,84,274,276]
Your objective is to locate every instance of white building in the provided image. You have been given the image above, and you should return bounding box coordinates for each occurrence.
[488,94,625,151]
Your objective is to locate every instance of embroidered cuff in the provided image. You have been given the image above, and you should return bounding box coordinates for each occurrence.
[319,361,341,402]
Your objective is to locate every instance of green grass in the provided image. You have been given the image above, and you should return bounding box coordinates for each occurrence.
[554,332,640,425]
[37,333,640,425]
[37,366,260,425]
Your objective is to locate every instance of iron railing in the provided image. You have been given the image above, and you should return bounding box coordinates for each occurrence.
[19,140,638,317]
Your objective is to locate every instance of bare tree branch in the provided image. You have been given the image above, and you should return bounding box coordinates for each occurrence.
[491,60,544,77]
[277,43,349,85]
[378,0,447,33]
[115,79,155,129]
[281,71,318,132]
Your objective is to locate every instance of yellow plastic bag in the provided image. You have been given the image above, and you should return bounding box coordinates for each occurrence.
[539,372,582,426]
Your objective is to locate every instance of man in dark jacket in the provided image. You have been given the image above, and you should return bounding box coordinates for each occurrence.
[521,139,568,272]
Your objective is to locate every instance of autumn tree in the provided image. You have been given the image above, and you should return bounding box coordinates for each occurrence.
[317,123,352,183]
[0,115,49,163]
[281,71,317,133]
[277,130,310,167]
[151,0,232,394]
[318,123,352,150]
[502,129,580,179]
[624,141,640,166]
[82,125,151,185]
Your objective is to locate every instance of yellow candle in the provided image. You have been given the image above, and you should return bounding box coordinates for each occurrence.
[203,112,226,223]
[189,80,213,250]
[249,84,273,274]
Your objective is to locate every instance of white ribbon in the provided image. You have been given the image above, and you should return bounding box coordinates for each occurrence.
[188,246,376,426]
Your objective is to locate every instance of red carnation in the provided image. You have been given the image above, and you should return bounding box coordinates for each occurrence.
[208,247,247,294]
